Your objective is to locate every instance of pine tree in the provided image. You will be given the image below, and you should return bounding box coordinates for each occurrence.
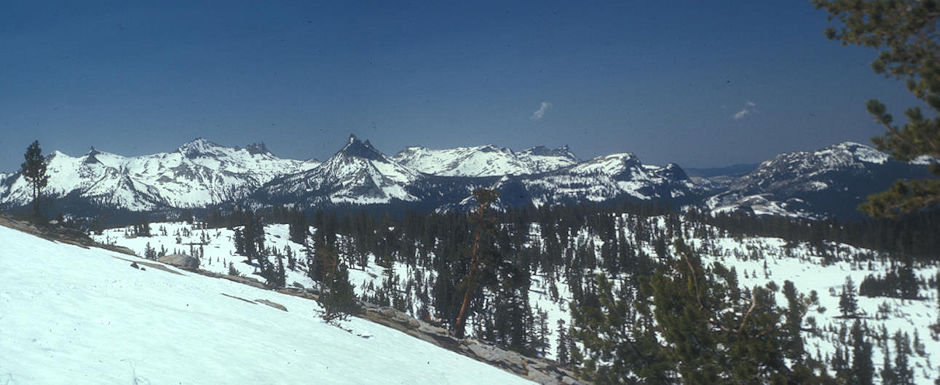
[144,242,156,260]
[839,276,859,318]
[20,140,49,218]
[316,244,358,321]
[850,320,874,385]
[570,273,667,384]
[894,331,914,385]
[813,0,940,217]
[555,319,570,367]
[635,240,826,384]
[881,346,897,385]
[233,228,245,256]
[288,209,307,245]
[274,253,286,288]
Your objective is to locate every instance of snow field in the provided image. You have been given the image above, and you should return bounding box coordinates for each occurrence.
[2,224,533,384]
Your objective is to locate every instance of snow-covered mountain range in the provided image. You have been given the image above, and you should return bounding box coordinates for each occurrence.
[0,139,318,212]
[0,136,933,220]
[252,135,695,210]
[706,142,934,219]
[252,136,424,206]
[492,153,699,208]
[393,144,578,177]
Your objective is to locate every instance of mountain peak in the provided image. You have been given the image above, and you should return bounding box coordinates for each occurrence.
[178,138,224,158]
[337,135,384,161]
[795,141,889,166]
[83,146,102,165]
[245,142,270,155]
[523,145,576,159]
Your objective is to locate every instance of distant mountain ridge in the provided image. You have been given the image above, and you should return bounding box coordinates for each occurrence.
[0,136,933,220]
[705,142,934,219]
[0,138,319,211]
[251,135,423,206]
[392,144,578,177]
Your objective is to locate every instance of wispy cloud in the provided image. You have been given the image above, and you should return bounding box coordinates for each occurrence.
[733,109,750,120]
[530,101,552,121]
[732,100,756,120]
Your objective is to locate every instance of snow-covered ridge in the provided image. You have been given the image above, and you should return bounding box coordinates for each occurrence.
[0,139,320,211]
[505,152,697,207]
[705,141,931,219]
[393,144,578,177]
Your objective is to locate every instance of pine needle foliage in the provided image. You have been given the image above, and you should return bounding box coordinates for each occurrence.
[813,0,940,218]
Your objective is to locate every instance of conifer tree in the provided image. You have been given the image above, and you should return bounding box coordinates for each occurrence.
[20,140,49,218]
[893,331,914,385]
[850,320,875,385]
[555,319,570,367]
[813,0,940,217]
[288,209,307,245]
[881,346,897,385]
[839,276,859,318]
[633,240,826,384]
[316,244,358,321]
[274,253,286,288]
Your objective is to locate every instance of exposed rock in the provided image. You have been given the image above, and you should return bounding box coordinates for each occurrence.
[223,274,267,289]
[255,299,288,312]
[157,253,199,270]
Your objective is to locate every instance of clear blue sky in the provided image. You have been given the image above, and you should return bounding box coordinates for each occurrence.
[0,1,924,171]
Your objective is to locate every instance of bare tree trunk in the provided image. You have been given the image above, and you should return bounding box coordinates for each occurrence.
[453,227,484,339]
[452,189,497,339]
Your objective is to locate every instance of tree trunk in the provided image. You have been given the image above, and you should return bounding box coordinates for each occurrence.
[453,228,483,339]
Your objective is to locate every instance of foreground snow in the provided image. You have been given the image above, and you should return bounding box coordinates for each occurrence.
[0,225,532,384]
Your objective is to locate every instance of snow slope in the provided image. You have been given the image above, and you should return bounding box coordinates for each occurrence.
[0,224,532,384]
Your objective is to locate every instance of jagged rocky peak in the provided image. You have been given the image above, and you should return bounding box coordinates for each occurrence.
[83,146,102,164]
[523,144,575,158]
[245,142,270,155]
[337,134,385,161]
[659,163,689,180]
[478,144,509,153]
[178,137,225,158]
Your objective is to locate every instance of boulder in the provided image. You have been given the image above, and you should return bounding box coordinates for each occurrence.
[157,254,199,270]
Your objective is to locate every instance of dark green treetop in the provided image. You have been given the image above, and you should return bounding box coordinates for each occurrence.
[20,140,49,217]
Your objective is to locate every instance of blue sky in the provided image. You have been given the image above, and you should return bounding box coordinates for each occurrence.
[0,1,923,171]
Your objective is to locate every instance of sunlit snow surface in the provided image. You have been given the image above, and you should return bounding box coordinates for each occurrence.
[0,225,532,385]
[393,145,578,177]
